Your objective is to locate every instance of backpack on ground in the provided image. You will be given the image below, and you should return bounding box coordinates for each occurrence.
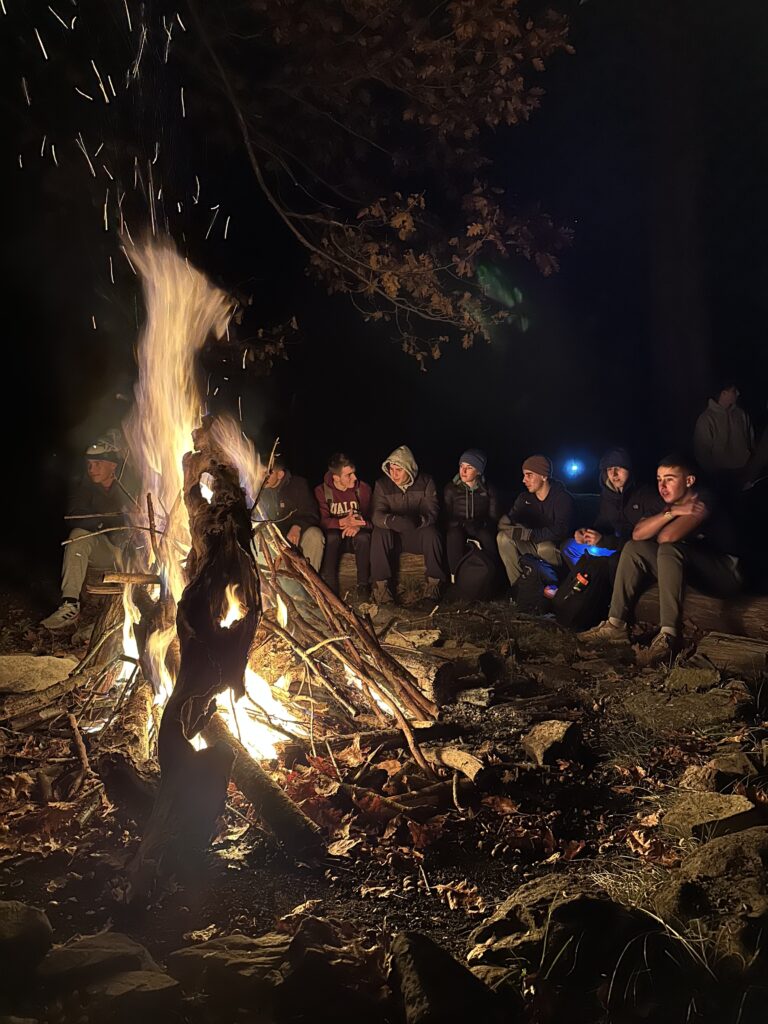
[516,554,560,615]
[452,544,501,601]
[552,552,615,630]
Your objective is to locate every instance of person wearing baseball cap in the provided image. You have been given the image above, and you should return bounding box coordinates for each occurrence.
[496,454,574,591]
[41,433,134,631]
[443,449,499,575]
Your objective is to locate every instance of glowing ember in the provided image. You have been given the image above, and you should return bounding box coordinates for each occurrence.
[219,584,245,629]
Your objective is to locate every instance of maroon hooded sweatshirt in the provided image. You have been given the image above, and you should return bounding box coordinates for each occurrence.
[314,472,373,531]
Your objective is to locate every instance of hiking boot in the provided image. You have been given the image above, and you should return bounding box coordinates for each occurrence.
[41,600,80,631]
[578,619,629,645]
[372,581,395,606]
[636,630,683,667]
[422,577,443,603]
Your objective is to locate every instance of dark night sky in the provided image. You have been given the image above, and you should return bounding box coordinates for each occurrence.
[2,0,767,602]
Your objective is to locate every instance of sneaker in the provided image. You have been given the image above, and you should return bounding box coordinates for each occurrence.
[636,630,682,667]
[422,577,443,603]
[41,600,80,631]
[372,581,395,606]
[578,619,629,645]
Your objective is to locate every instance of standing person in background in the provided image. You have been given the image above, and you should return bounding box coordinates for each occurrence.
[693,381,753,480]
[315,453,372,600]
[443,449,499,574]
[370,445,446,606]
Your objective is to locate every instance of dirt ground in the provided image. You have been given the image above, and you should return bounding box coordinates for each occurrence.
[1,588,766,1022]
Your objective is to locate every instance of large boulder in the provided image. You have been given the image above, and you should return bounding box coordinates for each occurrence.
[467,874,710,1024]
[655,826,768,978]
[0,901,53,976]
[37,932,160,988]
[0,655,77,694]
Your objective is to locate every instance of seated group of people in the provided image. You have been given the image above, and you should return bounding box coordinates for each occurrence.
[42,435,745,665]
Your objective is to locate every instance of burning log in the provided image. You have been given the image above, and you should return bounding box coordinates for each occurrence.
[202,712,323,857]
[130,421,262,891]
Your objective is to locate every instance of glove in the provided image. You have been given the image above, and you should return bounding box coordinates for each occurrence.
[386,514,415,532]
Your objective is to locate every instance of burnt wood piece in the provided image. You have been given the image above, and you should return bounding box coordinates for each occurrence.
[130,429,261,894]
[203,712,324,858]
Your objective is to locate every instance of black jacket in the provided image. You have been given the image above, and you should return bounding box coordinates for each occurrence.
[258,472,319,533]
[593,481,664,550]
[443,476,499,529]
[67,478,133,535]
[506,480,574,543]
[372,473,439,531]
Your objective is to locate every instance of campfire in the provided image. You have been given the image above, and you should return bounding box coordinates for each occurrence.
[41,240,484,893]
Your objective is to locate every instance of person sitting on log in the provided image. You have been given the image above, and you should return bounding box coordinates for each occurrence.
[561,447,664,571]
[41,433,134,631]
[443,449,499,574]
[370,445,446,606]
[496,454,574,593]
[579,454,743,662]
[256,455,324,571]
[314,452,373,600]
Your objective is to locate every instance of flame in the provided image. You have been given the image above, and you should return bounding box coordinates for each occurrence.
[219,584,245,629]
[119,587,140,681]
[208,416,263,508]
[123,241,234,606]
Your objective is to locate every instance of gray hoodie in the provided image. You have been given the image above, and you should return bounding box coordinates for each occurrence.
[693,399,753,472]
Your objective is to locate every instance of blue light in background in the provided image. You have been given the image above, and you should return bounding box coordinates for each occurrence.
[564,458,584,479]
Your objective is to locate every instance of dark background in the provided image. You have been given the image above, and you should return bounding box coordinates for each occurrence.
[2,0,767,605]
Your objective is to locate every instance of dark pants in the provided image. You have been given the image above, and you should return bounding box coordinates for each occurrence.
[371,525,446,582]
[446,524,497,574]
[320,530,371,590]
[610,539,743,631]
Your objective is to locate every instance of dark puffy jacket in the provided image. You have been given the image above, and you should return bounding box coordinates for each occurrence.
[67,478,133,534]
[443,476,499,528]
[372,473,439,530]
[258,472,319,533]
[592,479,664,550]
[506,480,574,543]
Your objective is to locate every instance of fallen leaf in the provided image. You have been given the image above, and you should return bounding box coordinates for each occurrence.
[481,795,519,815]
[327,837,363,858]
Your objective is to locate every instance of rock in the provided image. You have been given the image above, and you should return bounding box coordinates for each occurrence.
[83,970,180,1020]
[623,688,745,733]
[663,791,763,840]
[0,901,53,976]
[655,826,768,977]
[168,932,290,999]
[521,720,584,766]
[665,665,720,693]
[38,932,160,987]
[390,931,508,1023]
[0,655,77,694]
[467,875,708,1021]
[678,753,758,793]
